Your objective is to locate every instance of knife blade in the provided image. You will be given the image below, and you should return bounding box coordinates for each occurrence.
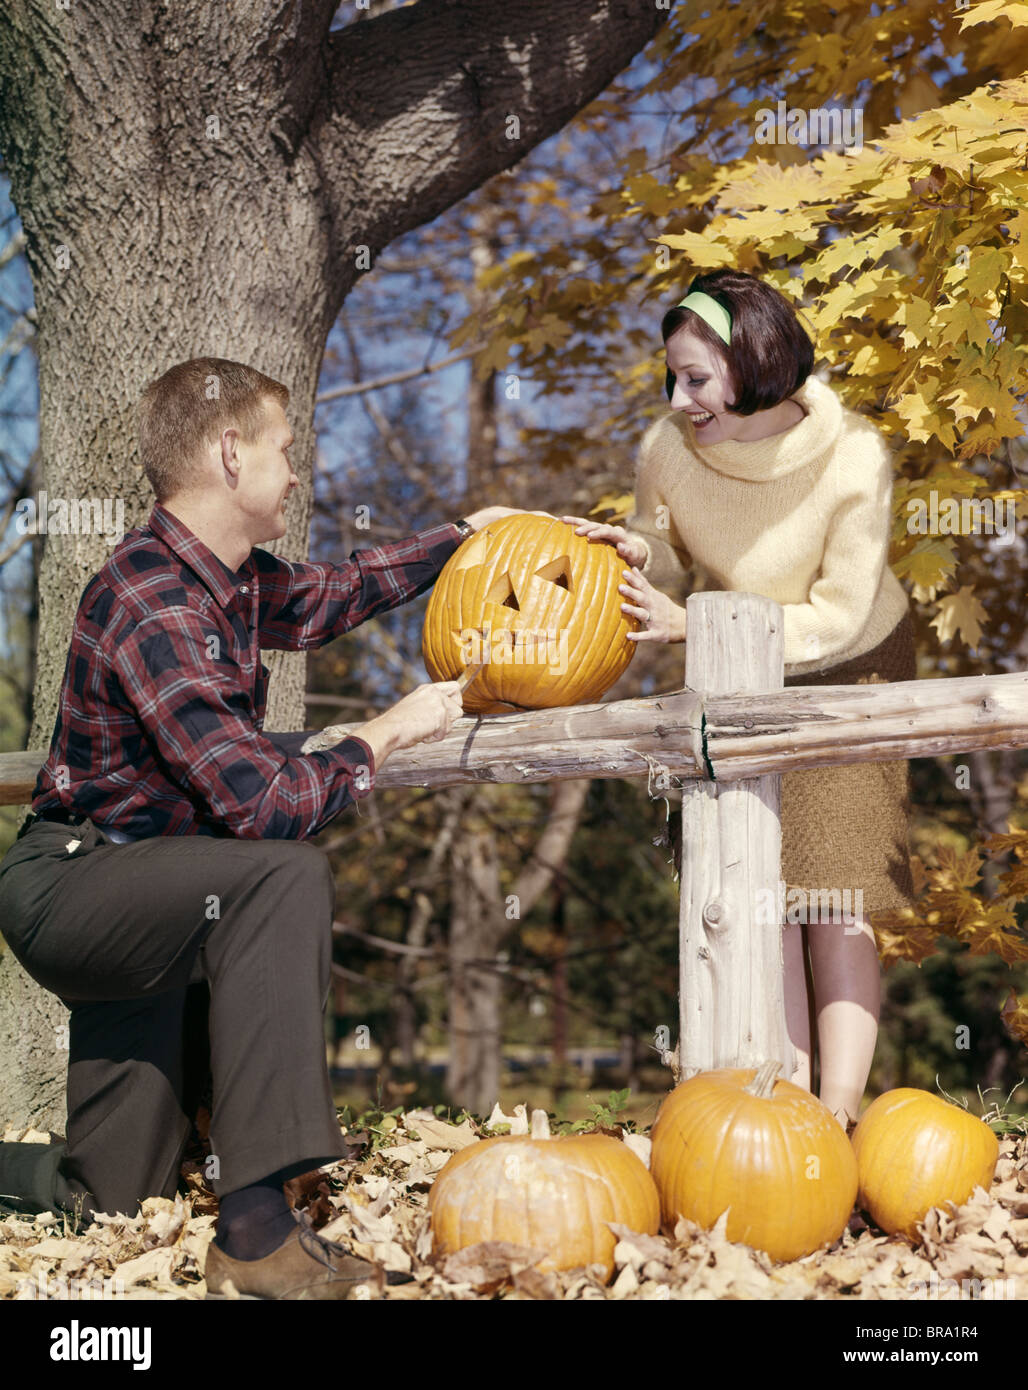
[456,656,489,692]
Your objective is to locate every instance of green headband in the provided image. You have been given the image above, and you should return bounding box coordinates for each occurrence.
[676,291,732,346]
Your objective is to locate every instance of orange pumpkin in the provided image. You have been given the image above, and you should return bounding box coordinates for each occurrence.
[850,1088,999,1239]
[649,1061,858,1263]
[427,1109,660,1278]
[422,514,639,714]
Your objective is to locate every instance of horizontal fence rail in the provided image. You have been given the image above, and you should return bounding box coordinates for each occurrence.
[3,590,1026,1094]
[1,670,1025,805]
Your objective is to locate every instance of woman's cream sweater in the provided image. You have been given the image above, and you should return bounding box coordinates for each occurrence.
[623,373,911,677]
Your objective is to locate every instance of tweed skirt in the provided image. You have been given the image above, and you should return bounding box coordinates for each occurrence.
[668,609,917,924]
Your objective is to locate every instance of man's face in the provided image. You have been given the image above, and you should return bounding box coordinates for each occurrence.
[232,397,299,544]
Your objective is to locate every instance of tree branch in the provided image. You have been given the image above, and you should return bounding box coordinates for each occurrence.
[513,777,591,916]
[0,230,26,270]
[249,0,342,160]
[315,343,484,402]
[0,527,34,569]
[311,0,668,293]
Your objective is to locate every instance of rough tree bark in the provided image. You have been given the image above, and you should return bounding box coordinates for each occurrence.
[0,0,667,1130]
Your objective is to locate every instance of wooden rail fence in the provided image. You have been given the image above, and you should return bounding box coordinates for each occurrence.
[2,591,1027,1084]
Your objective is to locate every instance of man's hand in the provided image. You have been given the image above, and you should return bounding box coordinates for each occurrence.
[560,515,649,569]
[464,506,555,530]
[356,681,464,764]
[300,681,464,759]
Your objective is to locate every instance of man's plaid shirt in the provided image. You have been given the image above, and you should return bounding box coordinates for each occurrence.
[32,504,463,839]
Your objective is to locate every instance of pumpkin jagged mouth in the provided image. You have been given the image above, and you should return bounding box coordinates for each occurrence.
[452,626,569,672]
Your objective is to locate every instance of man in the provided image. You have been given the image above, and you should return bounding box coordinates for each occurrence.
[0,356,530,1300]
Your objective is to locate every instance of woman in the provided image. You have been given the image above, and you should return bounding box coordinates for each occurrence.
[561,268,916,1126]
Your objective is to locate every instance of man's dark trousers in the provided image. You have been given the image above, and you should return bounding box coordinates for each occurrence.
[0,818,348,1218]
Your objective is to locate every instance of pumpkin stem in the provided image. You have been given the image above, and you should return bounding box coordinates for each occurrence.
[742,1060,782,1099]
[529,1108,552,1139]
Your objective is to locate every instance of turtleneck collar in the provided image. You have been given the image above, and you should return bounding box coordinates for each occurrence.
[672,373,843,481]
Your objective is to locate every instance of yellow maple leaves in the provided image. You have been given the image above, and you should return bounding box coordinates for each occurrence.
[443,0,1028,699]
[929,585,989,647]
[1001,988,1028,1045]
[960,0,1028,33]
[892,537,959,594]
[873,827,1028,972]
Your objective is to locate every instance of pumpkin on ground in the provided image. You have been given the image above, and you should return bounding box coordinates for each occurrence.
[649,1060,858,1264]
[850,1087,999,1240]
[427,1108,660,1279]
[422,513,639,714]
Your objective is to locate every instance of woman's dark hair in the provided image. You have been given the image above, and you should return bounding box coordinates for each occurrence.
[661,269,814,413]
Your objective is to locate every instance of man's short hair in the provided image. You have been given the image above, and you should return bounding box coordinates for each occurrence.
[138,357,290,503]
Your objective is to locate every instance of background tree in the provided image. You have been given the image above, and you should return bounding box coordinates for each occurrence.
[3,0,1026,1133]
[0,0,667,1131]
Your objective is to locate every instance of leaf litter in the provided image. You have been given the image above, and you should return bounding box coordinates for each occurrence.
[2,1111,1026,1301]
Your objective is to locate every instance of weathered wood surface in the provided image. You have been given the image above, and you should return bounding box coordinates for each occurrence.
[2,668,1027,806]
[0,752,48,808]
[705,669,1028,778]
[0,691,706,806]
[676,592,795,1081]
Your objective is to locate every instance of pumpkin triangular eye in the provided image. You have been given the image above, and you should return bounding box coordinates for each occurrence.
[534,556,573,593]
[484,570,519,609]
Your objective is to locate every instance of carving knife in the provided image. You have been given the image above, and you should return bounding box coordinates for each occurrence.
[456,655,489,693]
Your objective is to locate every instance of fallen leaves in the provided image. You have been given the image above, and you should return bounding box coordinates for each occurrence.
[400,1109,479,1151]
[0,1186,214,1301]
[2,1114,1026,1300]
[436,1241,555,1298]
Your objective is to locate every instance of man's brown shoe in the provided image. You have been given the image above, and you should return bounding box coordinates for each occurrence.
[204,1209,404,1300]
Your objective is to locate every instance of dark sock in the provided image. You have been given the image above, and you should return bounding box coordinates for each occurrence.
[213,1167,299,1262]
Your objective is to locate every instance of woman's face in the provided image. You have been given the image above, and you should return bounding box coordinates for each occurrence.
[664,326,739,445]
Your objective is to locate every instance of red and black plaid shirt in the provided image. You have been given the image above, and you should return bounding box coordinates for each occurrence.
[33,504,462,839]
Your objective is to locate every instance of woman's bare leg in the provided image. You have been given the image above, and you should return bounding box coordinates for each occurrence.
[807,914,880,1125]
[783,922,811,1090]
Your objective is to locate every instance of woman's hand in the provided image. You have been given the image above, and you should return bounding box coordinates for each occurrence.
[560,515,648,569]
[618,566,687,644]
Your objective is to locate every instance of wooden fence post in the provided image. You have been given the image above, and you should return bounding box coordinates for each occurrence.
[675,591,796,1082]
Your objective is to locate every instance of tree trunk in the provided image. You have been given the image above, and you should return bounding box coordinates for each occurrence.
[447,813,505,1115]
[0,0,665,1130]
[551,877,569,1097]
[0,952,67,1135]
[394,788,468,1071]
[446,779,590,1113]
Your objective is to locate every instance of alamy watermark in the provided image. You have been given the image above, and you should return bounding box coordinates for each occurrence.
[457,625,569,677]
[904,1273,1017,1300]
[17,1271,127,1300]
[756,880,866,930]
[754,99,863,152]
[15,491,125,546]
[49,1317,150,1369]
[907,492,1016,545]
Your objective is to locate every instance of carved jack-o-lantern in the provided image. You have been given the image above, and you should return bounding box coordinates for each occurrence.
[422,514,639,714]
